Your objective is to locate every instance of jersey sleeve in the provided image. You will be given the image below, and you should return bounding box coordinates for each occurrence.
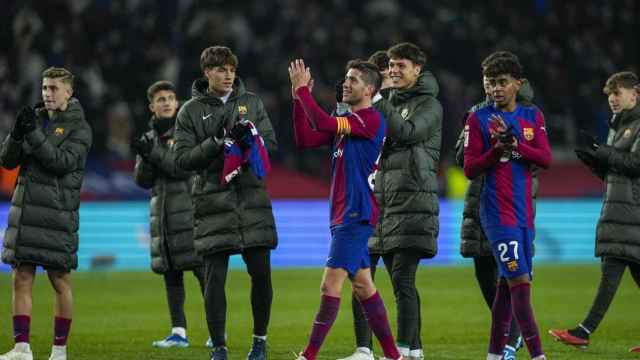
[463,112,501,179]
[292,99,332,149]
[516,110,552,168]
[295,86,380,139]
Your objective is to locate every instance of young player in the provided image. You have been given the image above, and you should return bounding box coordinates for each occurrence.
[0,67,92,360]
[455,51,535,360]
[463,53,551,360]
[173,46,277,360]
[132,80,207,348]
[289,58,402,360]
[549,71,640,353]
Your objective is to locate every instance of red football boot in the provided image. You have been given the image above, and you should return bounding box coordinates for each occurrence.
[548,329,589,348]
[630,345,640,353]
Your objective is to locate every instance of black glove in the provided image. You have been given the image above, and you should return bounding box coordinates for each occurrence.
[131,134,154,158]
[594,144,613,164]
[10,114,24,140]
[335,79,344,103]
[229,120,252,148]
[17,106,37,136]
[497,125,516,147]
[575,148,598,168]
[578,130,599,151]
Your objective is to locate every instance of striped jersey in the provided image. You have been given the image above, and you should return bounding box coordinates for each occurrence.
[292,86,386,227]
[463,103,552,229]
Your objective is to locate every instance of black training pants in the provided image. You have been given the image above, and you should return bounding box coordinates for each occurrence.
[163,266,206,329]
[581,256,640,332]
[203,247,273,347]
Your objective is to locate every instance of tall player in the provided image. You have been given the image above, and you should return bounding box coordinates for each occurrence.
[289,58,402,360]
[463,53,551,360]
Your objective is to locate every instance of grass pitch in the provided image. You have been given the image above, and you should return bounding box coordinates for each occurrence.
[0,264,638,359]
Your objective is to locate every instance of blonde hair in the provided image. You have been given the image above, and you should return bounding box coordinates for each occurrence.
[42,67,74,89]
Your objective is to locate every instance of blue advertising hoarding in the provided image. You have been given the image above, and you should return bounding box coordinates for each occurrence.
[0,199,602,272]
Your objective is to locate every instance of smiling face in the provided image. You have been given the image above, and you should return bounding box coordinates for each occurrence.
[42,77,73,111]
[607,86,638,114]
[389,57,421,90]
[342,68,374,107]
[149,90,178,119]
[205,64,236,97]
[486,74,521,111]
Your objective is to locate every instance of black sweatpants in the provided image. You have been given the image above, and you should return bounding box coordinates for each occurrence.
[352,250,422,350]
[473,256,521,347]
[581,256,640,333]
[163,266,206,329]
[203,247,273,347]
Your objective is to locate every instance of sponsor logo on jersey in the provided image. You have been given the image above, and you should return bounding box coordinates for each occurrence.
[507,260,519,272]
[523,127,534,141]
[333,148,344,158]
[238,105,248,115]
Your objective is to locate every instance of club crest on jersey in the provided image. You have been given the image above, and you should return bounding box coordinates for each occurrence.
[624,128,632,138]
[401,108,409,119]
[507,260,519,272]
[238,105,248,115]
[54,128,64,136]
[523,127,534,141]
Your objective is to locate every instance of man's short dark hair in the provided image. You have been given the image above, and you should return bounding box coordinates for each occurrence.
[603,71,640,95]
[482,54,523,79]
[147,80,176,102]
[42,67,74,89]
[387,42,426,67]
[368,50,390,72]
[346,59,382,95]
[481,51,519,71]
[200,46,238,72]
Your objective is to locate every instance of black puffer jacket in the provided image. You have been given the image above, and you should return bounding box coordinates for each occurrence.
[368,72,443,258]
[174,78,277,256]
[1,99,92,271]
[594,104,640,263]
[134,117,201,273]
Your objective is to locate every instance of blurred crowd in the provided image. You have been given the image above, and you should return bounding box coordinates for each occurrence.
[0,0,638,174]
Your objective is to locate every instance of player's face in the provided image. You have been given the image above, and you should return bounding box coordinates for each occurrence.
[342,68,373,105]
[205,64,236,97]
[608,87,638,114]
[149,90,178,119]
[483,75,493,100]
[389,58,421,90]
[486,74,521,109]
[42,77,72,111]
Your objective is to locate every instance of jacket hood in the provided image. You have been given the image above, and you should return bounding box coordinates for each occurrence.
[391,71,440,102]
[613,103,640,128]
[191,77,247,105]
[516,79,534,104]
[41,97,84,122]
[148,116,176,137]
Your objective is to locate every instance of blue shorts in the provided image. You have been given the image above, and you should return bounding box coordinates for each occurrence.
[485,226,534,279]
[326,223,373,278]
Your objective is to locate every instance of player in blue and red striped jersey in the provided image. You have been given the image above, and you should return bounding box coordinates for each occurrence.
[289,58,402,360]
[463,52,551,360]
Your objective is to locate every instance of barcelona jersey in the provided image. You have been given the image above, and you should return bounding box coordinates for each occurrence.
[463,103,552,229]
[292,86,386,227]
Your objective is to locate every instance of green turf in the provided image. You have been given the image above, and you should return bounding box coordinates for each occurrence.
[0,264,638,359]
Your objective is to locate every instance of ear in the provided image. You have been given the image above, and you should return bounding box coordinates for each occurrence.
[148,103,155,113]
[414,64,422,76]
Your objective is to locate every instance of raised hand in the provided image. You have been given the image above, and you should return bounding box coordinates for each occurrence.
[288,59,312,93]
